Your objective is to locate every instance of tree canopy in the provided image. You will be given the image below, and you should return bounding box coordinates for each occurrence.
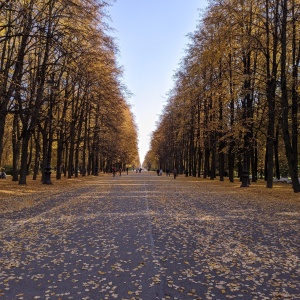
[0,0,139,184]
[145,0,300,193]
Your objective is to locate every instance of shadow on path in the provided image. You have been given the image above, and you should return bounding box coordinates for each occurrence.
[1,172,299,299]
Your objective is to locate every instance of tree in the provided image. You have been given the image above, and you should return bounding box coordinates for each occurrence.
[0,0,139,184]
[147,0,299,192]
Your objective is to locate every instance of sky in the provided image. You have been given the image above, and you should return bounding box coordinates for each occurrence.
[108,0,208,164]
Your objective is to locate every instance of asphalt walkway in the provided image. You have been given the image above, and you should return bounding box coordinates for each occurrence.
[0,172,299,299]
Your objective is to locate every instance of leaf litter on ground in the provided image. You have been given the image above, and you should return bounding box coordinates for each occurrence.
[0,174,299,299]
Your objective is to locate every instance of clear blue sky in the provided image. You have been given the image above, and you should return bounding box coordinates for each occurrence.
[108,0,208,164]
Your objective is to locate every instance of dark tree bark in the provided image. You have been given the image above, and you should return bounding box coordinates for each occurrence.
[280,0,300,192]
[274,124,280,180]
[265,0,279,188]
[32,131,41,180]
[12,108,20,181]
[228,52,235,183]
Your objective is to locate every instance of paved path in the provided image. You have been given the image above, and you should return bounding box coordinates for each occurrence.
[0,172,300,299]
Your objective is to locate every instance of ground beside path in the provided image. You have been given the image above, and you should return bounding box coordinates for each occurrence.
[0,172,299,299]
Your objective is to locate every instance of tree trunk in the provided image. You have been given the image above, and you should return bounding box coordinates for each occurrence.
[280,0,300,192]
[64,141,69,177]
[0,2,33,164]
[32,131,41,180]
[204,147,210,179]
[68,133,75,178]
[251,139,258,182]
[274,125,280,180]
[41,129,48,182]
[210,138,216,180]
[228,146,235,183]
[19,131,31,185]
[265,0,279,188]
[27,136,33,175]
[12,111,20,181]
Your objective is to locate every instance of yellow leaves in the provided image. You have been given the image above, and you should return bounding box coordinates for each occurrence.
[127,290,140,298]
[1,173,300,300]
[133,261,146,271]
[151,274,161,285]
[167,278,173,288]
[187,289,197,296]
[0,176,101,214]
[98,271,106,275]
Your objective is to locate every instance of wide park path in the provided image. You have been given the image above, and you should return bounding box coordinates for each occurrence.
[0,172,300,299]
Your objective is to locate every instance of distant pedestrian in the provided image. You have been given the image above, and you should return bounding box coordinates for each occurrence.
[157,169,159,176]
[0,169,6,179]
[119,168,122,176]
[112,167,116,177]
[126,167,129,175]
[159,169,163,176]
[173,168,177,179]
[166,169,170,176]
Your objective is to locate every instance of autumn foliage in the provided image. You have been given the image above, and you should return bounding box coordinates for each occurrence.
[145,0,300,192]
[0,0,139,185]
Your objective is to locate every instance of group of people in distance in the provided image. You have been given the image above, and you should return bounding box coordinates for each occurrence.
[112,167,140,176]
[157,168,177,179]
[110,167,178,179]
[112,167,129,177]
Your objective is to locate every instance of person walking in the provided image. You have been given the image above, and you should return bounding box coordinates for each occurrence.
[173,168,177,179]
[0,168,6,179]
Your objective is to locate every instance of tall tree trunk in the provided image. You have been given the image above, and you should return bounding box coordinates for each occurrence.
[0,114,7,167]
[280,0,300,192]
[64,141,69,177]
[274,124,280,180]
[68,132,75,178]
[12,110,20,181]
[33,131,41,180]
[265,0,279,188]
[228,148,235,183]
[19,131,31,184]
[27,136,33,175]
[218,96,225,182]
[56,129,64,180]
[197,149,202,178]
[251,139,258,182]
[41,129,48,183]
[204,147,210,179]
[228,52,235,183]
[210,134,216,180]
[0,1,33,164]
[56,88,69,179]
[81,105,89,176]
